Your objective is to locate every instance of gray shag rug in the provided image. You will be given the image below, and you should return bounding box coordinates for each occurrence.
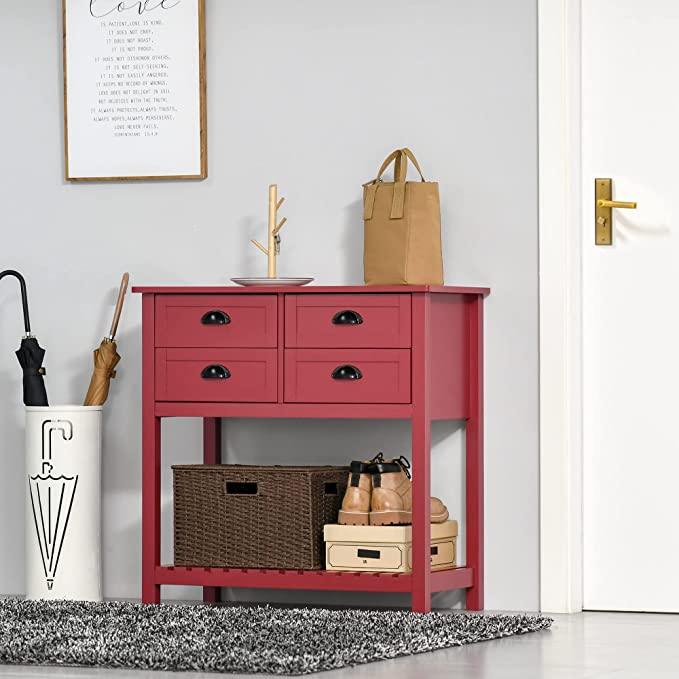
[0,599,552,675]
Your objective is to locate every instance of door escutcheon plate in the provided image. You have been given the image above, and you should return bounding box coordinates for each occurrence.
[595,178,613,246]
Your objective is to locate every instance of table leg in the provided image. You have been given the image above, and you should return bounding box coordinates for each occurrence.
[202,417,222,604]
[142,415,161,604]
[466,295,485,610]
[411,293,432,613]
[411,412,432,613]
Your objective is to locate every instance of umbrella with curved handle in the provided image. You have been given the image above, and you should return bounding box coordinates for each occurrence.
[0,270,48,406]
[83,273,129,406]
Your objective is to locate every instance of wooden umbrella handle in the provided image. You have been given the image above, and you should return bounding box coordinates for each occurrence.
[109,272,129,340]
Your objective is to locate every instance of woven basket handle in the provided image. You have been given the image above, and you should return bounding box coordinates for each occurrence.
[324,482,339,495]
[225,481,258,495]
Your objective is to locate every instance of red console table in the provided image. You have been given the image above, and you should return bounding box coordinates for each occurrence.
[133,284,489,613]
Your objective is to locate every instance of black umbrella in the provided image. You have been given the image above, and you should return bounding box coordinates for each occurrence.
[0,270,48,406]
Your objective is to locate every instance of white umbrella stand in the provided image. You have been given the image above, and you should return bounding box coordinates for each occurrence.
[25,406,102,601]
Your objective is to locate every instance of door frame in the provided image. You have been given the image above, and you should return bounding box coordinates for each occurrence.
[538,0,584,613]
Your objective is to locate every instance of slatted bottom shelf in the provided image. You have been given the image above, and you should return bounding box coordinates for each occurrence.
[157,566,473,593]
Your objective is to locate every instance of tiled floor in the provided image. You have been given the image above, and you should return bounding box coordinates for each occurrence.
[0,611,677,678]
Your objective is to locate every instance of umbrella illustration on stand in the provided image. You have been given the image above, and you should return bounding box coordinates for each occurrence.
[83,273,129,406]
[28,420,77,591]
[0,269,48,406]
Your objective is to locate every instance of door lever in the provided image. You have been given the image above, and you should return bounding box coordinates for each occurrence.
[595,178,638,245]
[597,199,637,209]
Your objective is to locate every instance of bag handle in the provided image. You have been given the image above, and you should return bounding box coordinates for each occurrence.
[364,148,426,220]
[373,148,426,183]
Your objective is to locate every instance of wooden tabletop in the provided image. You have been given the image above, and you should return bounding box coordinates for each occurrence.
[132,284,490,296]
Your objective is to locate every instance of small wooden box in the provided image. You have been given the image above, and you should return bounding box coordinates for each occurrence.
[323,520,458,573]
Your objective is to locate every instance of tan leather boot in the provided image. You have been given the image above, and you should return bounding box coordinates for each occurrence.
[370,456,449,526]
[338,453,384,525]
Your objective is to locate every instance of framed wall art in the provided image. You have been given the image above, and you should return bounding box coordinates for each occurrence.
[63,0,207,181]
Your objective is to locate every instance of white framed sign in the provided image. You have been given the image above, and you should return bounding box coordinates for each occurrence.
[63,0,207,181]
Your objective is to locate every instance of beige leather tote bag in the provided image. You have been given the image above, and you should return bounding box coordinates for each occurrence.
[363,148,443,285]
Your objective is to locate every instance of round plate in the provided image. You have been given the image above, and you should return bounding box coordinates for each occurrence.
[230,277,315,287]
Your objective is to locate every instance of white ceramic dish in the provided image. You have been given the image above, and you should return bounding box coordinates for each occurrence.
[230,277,314,287]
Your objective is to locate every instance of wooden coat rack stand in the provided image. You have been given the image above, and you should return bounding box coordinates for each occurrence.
[251,184,287,278]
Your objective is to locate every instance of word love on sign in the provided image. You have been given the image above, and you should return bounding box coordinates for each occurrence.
[63,0,207,181]
[88,1,182,18]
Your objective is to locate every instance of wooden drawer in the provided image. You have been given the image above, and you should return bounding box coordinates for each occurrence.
[156,349,277,402]
[284,349,411,403]
[285,294,411,348]
[155,295,277,348]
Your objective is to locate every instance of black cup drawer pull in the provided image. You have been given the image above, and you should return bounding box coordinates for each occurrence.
[201,364,231,379]
[201,310,231,325]
[331,365,363,381]
[332,310,363,325]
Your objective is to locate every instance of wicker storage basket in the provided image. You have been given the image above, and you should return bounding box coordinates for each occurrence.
[173,465,348,570]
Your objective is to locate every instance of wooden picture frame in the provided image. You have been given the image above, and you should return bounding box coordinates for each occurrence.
[63,0,207,181]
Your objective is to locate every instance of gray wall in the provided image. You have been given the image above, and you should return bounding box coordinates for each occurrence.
[0,0,538,610]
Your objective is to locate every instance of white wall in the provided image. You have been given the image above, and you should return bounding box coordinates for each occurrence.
[0,0,538,610]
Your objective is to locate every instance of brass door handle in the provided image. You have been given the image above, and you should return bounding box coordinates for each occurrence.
[595,178,638,245]
[597,199,637,209]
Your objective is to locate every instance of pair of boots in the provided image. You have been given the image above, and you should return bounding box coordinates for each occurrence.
[338,453,449,526]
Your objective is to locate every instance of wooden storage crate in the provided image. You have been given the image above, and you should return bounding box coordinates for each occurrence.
[173,465,348,570]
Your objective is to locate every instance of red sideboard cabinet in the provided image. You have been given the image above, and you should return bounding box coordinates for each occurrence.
[133,284,489,613]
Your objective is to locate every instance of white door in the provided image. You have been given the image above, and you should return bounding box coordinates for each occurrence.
[583,0,679,611]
